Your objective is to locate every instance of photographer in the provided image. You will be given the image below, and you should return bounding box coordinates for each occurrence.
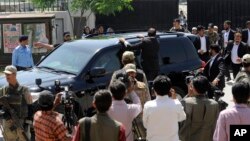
[123,63,150,139]
[72,90,126,141]
[179,76,219,141]
[143,75,186,141]
[33,90,71,141]
[110,51,150,96]
[108,80,141,141]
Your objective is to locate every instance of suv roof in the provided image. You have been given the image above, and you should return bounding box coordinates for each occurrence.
[78,31,193,52]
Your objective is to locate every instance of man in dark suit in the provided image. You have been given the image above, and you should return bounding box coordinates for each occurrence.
[203,44,225,91]
[224,32,248,78]
[241,21,250,46]
[221,21,235,81]
[119,28,160,80]
[193,25,210,62]
[221,20,235,49]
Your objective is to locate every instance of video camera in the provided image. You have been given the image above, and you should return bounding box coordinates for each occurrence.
[117,73,136,89]
[184,72,228,111]
[54,80,77,134]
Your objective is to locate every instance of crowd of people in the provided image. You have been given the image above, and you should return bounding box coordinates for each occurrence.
[1,12,250,141]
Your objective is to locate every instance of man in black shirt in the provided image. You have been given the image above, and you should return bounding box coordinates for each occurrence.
[119,28,160,80]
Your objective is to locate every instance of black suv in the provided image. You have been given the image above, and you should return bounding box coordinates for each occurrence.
[0,32,201,114]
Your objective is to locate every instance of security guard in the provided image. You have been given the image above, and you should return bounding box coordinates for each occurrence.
[235,54,250,107]
[0,65,33,141]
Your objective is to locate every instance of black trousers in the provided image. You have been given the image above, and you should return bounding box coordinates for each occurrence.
[224,64,231,79]
[231,63,242,79]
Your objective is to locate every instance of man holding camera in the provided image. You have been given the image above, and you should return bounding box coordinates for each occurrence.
[0,65,33,141]
[143,75,186,141]
[110,51,149,95]
[33,90,71,141]
[72,90,126,141]
[179,76,219,141]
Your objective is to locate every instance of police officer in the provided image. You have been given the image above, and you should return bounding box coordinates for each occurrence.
[12,35,34,71]
[0,65,33,141]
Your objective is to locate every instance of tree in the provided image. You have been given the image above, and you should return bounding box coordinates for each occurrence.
[31,0,56,11]
[71,0,133,37]
[31,0,133,37]
[71,0,133,15]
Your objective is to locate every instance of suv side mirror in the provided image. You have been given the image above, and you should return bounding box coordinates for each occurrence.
[89,67,106,78]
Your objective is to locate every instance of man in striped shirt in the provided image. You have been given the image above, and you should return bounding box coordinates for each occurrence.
[33,90,71,141]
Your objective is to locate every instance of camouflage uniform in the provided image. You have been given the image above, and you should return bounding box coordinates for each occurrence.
[235,69,250,83]
[235,69,250,107]
[0,83,32,141]
[235,54,250,107]
[128,80,150,139]
[205,30,219,45]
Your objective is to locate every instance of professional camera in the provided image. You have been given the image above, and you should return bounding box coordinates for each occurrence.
[185,75,194,85]
[185,73,228,111]
[117,73,136,88]
[54,80,77,134]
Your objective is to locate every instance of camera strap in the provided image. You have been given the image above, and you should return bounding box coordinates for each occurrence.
[85,117,91,141]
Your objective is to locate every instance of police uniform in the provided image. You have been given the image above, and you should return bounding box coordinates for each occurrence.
[235,54,250,107]
[0,66,32,141]
[124,64,150,139]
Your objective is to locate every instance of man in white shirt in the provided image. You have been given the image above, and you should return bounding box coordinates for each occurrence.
[221,20,236,81]
[224,32,248,78]
[143,75,186,141]
[108,80,141,141]
[193,25,210,62]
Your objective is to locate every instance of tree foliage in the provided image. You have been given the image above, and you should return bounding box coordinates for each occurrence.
[71,0,133,15]
[31,0,56,10]
[31,0,133,15]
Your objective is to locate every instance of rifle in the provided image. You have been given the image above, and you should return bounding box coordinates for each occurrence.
[0,96,29,141]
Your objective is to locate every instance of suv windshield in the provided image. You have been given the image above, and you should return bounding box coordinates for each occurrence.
[37,43,93,74]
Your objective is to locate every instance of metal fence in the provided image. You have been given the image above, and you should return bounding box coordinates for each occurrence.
[0,0,69,13]
[187,0,250,31]
[96,0,179,31]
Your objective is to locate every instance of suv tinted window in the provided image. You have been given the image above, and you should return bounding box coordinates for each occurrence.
[159,37,187,65]
[38,43,93,74]
[91,48,121,73]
